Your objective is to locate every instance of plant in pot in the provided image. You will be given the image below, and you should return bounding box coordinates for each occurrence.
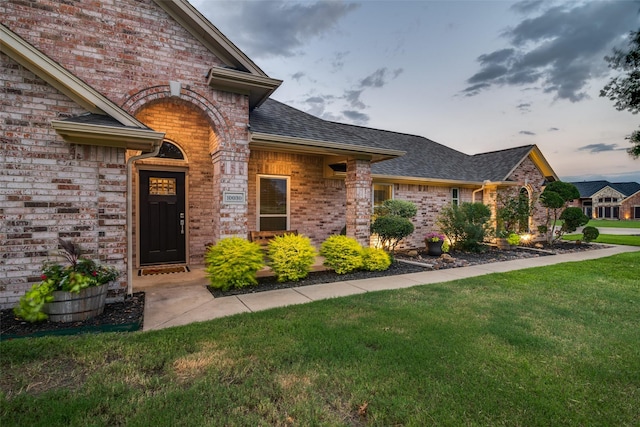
[14,239,119,323]
[425,232,446,256]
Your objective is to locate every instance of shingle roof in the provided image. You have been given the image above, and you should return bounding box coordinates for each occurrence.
[569,180,640,198]
[250,99,536,183]
[61,113,148,129]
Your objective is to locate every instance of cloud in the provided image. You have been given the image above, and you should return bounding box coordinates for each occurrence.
[516,102,531,112]
[344,89,366,110]
[519,130,536,135]
[198,1,359,58]
[331,51,350,72]
[359,68,404,88]
[548,127,560,132]
[342,110,369,125]
[578,143,625,153]
[291,72,305,81]
[463,1,640,102]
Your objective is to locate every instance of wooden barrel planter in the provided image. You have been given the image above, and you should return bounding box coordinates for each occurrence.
[43,283,109,323]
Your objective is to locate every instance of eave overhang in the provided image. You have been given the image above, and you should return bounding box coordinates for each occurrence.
[207,67,282,110]
[0,24,146,128]
[370,175,519,187]
[250,132,405,162]
[51,121,165,152]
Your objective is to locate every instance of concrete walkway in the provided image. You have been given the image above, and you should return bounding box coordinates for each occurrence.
[136,245,639,331]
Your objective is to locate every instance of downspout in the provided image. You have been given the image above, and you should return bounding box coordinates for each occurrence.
[472,180,490,203]
[126,141,162,295]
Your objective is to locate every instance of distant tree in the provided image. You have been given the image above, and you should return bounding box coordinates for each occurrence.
[600,29,640,158]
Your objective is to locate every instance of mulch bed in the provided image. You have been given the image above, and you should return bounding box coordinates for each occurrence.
[1,292,145,340]
[207,241,602,298]
[1,242,602,340]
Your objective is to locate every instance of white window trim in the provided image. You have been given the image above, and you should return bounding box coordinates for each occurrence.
[256,174,290,231]
[451,187,460,206]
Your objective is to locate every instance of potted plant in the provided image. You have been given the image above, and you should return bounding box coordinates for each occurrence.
[425,232,446,256]
[14,239,119,323]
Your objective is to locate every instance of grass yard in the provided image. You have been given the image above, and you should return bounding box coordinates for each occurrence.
[564,233,640,246]
[586,219,640,228]
[2,252,640,426]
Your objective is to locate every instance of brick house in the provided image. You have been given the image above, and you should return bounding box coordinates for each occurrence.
[568,181,640,220]
[0,0,559,309]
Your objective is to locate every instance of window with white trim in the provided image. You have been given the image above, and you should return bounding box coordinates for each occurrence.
[258,175,290,231]
[373,183,393,209]
[451,188,460,206]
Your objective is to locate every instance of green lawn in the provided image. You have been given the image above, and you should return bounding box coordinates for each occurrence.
[564,233,640,246]
[586,219,640,228]
[2,253,640,426]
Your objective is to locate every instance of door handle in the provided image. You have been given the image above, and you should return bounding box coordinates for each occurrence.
[180,219,185,234]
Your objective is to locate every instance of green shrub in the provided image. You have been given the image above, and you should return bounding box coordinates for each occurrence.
[371,215,415,252]
[374,199,418,219]
[507,233,521,246]
[437,202,492,252]
[582,226,600,242]
[205,237,264,291]
[267,233,317,282]
[361,247,392,271]
[560,207,589,234]
[320,235,363,274]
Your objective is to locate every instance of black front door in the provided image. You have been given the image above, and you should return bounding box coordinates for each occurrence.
[139,171,186,265]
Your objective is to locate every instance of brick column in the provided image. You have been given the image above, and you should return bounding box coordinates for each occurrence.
[345,158,372,247]
[211,146,250,241]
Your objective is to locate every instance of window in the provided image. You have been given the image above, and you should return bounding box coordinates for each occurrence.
[258,176,289,231]
[155,141,184,160]
[451,188,460,206]
[148,177,176,195]
[373,184,393,208]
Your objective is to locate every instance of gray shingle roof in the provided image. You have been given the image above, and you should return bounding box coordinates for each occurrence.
[251,99,537,183]
[61,113,151,129]
[569,181,640,198]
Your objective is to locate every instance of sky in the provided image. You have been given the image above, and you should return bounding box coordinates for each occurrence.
[189,0,640,184]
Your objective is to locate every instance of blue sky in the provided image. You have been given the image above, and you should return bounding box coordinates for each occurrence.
[190,0,640,183]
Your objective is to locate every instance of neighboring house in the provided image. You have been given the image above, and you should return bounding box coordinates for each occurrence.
[0,0,559,309]
[568,181,640,220]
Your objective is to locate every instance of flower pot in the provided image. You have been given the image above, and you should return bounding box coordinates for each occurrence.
[426,240,443,256]
[43,283,109,323]
[496,238,510,250]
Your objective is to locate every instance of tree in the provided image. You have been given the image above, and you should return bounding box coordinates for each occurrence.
[539,181,580,243]
[371,199,417,252]
[600,29,640,158]
[437,202,492,252]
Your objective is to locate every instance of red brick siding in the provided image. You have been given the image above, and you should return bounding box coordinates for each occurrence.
[622,191,640,220]
[0,56,127,309]
[248,151,346,247]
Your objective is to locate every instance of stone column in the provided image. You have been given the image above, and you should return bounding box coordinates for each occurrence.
[211,146,250,241]
[345,158,372,247]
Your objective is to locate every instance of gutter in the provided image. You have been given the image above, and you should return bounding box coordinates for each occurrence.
[126,142,163,295]
[472,180,491,203]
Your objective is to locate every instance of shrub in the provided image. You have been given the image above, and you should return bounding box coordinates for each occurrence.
[560,207,589,235]
[507,233,521,246]
[205,237,264,291]
[361,247,391,271]
[267,233,317,282]
[437,202,492,252]
[582,226,600,242]
[371,215,415,252]
[374,199,418,219]
[320,235,363,274]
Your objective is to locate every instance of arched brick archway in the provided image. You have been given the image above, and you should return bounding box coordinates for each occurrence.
[123,86,251,262]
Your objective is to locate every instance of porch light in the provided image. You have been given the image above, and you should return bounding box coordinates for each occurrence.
[520,233,532,243]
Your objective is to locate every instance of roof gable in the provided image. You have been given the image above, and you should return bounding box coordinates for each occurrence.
[570,181,640,198]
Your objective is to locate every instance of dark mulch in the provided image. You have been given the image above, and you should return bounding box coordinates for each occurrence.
[1,292,145,340]
[1,241,602,339]
[207,241,602,298]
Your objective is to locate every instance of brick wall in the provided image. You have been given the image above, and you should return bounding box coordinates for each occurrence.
[621,192,640,220]
[0,56,127,309]
[248,151,346,247]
